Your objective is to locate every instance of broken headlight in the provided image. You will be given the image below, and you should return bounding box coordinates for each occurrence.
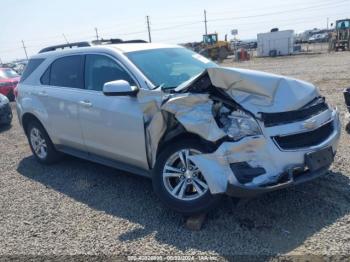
[220,110,262,140]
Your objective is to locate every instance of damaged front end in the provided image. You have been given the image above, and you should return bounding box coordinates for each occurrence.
[141,67,340,198]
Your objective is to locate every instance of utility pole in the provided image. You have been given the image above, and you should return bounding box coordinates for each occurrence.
[204,10,208,35]
[327,17,329,30]
[95,27,99,41]
[146,15,152,43]
[21,40,28,60]
[62,34,70,44]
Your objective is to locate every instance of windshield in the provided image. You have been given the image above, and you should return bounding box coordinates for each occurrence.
[0,68,19,79]
[126,48,217,89]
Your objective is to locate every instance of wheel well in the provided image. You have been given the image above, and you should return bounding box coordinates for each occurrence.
[22,113,42,135]
[156,131,217,160]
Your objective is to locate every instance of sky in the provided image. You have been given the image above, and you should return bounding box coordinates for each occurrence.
[1,0,349,62]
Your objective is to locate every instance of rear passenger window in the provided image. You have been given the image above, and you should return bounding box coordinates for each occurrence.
[50,55,84,88]
[20,58,45,83]
[84,54,135,91]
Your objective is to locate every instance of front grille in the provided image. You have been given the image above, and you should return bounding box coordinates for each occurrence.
[273,121,334,150]
[261,98,328,127]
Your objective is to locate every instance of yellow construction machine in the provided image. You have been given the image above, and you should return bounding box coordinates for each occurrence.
[199,33,231,61]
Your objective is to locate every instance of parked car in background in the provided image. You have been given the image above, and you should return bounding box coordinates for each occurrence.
[0,68,20,101]
[308,33,329,43]
[0,93,12,126]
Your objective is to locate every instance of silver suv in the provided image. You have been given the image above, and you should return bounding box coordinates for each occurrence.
[16,41,341,215]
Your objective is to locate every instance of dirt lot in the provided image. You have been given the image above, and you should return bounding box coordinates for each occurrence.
[1,51,350,260]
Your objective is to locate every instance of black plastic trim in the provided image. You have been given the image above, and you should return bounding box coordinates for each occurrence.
[225,166,330,198]
[261,98,328,127]
[55,145,151,178]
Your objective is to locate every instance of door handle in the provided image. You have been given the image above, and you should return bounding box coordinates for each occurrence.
[79,100,93,108]
[37,91,48,97]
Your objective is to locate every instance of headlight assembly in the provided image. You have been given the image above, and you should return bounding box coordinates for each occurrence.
[220,110,262,140]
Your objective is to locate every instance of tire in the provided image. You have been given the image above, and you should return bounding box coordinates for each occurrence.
[199,49,209,58]
[152,139,222,216]
[26,120,62,164]
[218,47,229,60]
[1,106,12,126]
[6,90,15,102]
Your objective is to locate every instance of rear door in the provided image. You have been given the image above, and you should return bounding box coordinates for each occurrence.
[78,54,148,169]
[39,55,86,150]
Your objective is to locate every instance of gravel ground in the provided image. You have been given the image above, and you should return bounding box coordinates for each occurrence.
[1,51,350,260]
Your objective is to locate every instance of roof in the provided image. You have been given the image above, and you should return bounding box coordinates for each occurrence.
[109,43,180,53]
[31,43,183,59]
[30,42,182,60]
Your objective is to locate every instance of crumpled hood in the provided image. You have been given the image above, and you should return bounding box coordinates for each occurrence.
[207,67,319,115]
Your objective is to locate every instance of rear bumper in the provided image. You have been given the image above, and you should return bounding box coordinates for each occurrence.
[225,166,329,198]
[0,103,12,125]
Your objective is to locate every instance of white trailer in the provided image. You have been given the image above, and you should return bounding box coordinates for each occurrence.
[257,30,294,57]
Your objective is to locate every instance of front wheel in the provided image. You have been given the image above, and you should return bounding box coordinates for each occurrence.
[152,139,222,216]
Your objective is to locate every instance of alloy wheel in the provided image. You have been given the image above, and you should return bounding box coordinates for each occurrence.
[162,149,209,201]
[30,127,48,159]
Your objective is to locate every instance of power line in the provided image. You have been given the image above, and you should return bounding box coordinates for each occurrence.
[4,0,348,48]
[208,10,350,29]
[208,0,350,22]
[152,21,202,32]
[204,0,344,17]
[1,0,350,59]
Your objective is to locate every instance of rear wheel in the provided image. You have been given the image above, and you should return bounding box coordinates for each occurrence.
[153,139,222,215]
[26,120,62,164]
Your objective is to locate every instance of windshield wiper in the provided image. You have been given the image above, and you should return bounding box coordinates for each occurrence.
[150,83,166,90]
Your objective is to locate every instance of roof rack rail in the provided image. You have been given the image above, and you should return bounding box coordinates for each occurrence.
[39,41,91,53]
[38,39,148,54]
[123,39,148,44]
[91,38,148,45]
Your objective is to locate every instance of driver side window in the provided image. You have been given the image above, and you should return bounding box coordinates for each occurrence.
[84,54,135,91]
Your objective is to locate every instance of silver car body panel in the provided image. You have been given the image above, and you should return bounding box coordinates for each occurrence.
[16,43,341,197]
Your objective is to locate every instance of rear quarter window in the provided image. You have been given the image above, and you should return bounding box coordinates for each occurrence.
[40,67,50,85]
[20,58,45,83]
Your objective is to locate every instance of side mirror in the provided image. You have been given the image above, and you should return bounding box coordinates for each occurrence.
[103,80,139,96]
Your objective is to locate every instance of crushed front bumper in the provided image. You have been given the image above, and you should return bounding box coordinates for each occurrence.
[225,166,329,198]
[189,108,341,198]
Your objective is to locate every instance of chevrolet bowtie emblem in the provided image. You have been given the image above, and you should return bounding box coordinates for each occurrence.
[302,119,317,130]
